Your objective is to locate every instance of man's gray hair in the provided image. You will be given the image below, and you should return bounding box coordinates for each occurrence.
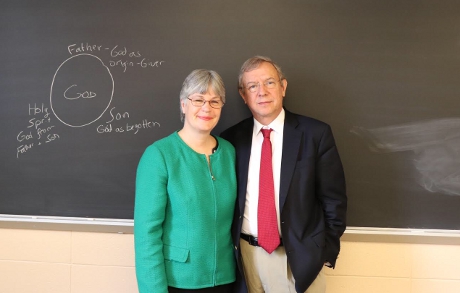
[238,56,285,90]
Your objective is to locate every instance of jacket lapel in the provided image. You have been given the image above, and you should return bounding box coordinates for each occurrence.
[236,118,254,216]
[279,110,302,212]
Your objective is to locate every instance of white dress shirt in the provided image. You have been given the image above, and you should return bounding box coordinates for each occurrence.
[241,109,285,237]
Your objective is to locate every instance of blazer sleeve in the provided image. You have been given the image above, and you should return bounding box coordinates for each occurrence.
[316,125,347,267]
[134,145,169,293]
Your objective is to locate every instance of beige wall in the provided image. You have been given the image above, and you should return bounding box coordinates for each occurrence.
[1,228,460,293]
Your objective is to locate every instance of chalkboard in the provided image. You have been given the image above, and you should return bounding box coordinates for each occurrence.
[2,0,460,230]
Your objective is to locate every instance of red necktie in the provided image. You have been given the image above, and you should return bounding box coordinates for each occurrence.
[258,128,280,254]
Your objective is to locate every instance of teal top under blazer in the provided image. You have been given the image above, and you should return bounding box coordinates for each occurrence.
[134,132,237,293]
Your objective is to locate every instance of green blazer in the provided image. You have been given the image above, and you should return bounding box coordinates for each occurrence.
[134,132,236,293]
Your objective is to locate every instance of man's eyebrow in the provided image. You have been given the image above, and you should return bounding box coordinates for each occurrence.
[247,77,276,84]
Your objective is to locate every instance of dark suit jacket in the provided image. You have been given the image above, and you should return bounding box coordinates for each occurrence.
[221,109,347,293]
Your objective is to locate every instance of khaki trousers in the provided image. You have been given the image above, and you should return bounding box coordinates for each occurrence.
[240,239,326,293]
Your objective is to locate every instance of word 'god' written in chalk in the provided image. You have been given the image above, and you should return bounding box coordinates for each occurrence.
[16,103,60,158]
[96,107,160,135]
[67,43,165,73]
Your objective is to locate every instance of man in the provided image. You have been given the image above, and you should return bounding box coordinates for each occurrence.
[221,56,347,293]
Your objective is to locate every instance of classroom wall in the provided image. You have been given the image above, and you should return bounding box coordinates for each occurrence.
[1,228,460,293]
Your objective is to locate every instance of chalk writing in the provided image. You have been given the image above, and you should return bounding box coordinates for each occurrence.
[50,54,114,127]
[67,43,165,73]
[16,103,60,158]
[68,43,102,55]
[64,84,96,100]
[96,107,160,135]
[110,45,141,58]
[17,42,164,158]
[109,57,165,72]
[106,107,129,123]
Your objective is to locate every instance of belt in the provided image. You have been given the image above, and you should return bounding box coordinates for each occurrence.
[240,233,283,247]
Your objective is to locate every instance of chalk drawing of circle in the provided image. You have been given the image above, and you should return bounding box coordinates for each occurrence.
[50,53,114,127]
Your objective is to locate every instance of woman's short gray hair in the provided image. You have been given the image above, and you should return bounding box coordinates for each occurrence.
[179,69,225,121]
[238,56,285,90]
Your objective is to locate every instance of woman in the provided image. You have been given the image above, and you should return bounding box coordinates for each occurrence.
[134,69,236,293]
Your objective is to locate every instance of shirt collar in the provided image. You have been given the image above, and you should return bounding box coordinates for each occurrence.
[254,108,285,135]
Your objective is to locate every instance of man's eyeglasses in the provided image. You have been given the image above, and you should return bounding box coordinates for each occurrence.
[245,78,280,93]
[187,98,224,109]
